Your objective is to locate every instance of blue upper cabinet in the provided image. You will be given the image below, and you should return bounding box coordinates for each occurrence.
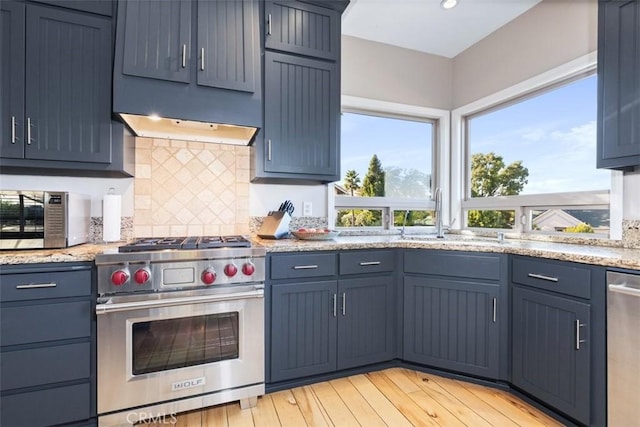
[121,0,192,83]
[197,0,256,92]
[1,1,112,164]
[1,1,25,160]
[265,0,339,61]
[113,0,261,127]
[252,0,347,182]
[597,0,640,170]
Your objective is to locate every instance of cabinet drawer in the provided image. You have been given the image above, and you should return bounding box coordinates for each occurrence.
[339,250,395,275]
[1,342,90,391]
[404,250,502,281]
[270,253,337,280]
[1,382,91,426]
[0,269,91,302]
[1,301,91,346]
[512,257,591,299]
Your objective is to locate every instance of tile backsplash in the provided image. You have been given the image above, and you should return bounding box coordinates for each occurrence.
[133,138,250,237]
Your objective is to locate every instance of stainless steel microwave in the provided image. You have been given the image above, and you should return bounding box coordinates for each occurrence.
[0,191,90,250]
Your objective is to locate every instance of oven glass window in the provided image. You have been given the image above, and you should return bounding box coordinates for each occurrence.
[132,312,239,375]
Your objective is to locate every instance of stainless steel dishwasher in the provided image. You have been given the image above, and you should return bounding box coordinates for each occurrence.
[607,270,640,426]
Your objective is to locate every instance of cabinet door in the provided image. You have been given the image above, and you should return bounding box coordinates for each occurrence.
[197,0,256,92]
[403,276,500,378]
[25,5,111,163]
[265,0,339,61]
[1,1,25,159]
[264,51,339,179]
[337,276,395,370]
[512,286,590,425]
[597,0,640,169]
[121,0,191,83]
[270,281,337,382]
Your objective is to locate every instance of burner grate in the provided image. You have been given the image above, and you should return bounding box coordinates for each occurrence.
[118,236,251,252]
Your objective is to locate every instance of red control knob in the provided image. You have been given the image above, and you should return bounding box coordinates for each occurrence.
[242,262,255,276]
[224,263,238,277]
[133,268,150,285]
[201,268,217,285]
[111,270,129,286]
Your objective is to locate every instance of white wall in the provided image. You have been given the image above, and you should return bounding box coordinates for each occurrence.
[452,0,597,108]
[342,36,453,110]
[249,183,328,217]
[0,175,134,217]
[624,170,640,220]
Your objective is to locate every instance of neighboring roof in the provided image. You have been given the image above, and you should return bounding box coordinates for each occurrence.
[532,209,584,231]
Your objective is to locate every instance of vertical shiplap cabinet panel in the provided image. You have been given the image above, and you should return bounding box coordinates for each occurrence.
[597,0,640,169]
[121,0,191,83]
[265,0,338,60]
[512,286,591,425]
[270,281,337,382]
[197,0,256,92]
[1,1,25,159]
[264,51,339,178]
[403,276,500,378]
[25,5,111,163]
[337,276,395,370]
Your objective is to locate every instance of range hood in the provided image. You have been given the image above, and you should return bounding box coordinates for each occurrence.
[118,113,259,146]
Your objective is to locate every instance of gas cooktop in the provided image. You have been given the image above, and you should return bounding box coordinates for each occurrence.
[118,235,251,253]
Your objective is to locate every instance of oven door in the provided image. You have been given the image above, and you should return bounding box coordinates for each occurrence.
[96,285,264,416]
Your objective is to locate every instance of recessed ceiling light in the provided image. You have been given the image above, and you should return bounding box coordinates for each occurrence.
[441,0,458,9]
[148,114,162,122]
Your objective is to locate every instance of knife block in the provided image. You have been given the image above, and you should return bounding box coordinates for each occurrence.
[257,211,291,239]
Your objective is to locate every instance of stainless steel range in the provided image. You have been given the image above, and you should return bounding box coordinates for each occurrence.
[94,236,265,427]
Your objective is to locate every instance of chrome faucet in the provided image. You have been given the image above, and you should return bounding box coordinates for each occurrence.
[434,187,444,238]
[400,210,410,238]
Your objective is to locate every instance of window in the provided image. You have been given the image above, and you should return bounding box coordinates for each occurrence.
[461,72,611,237]
[332,97,447,230]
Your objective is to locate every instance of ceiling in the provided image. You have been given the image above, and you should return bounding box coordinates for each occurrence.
[342,0,542,58]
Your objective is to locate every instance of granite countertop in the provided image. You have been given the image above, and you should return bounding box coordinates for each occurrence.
[254,235,640,270]
[1,235,639,270]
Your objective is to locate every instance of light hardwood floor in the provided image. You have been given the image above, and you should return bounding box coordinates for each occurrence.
[145,368,562,426]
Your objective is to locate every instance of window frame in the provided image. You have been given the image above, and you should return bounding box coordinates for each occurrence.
[330,96,449,231]
[451,52,623,239]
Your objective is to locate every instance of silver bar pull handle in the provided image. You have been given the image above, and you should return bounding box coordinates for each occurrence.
[181,44,187,68]
[359,261,381,266]
[27,117,32,145]
[267,139,272,161]
[332,294,337,317]
[527,273,559,283]
[16,282,57,289]
[609,283,640,297]
[575,319,586,350]
[267,13,272,35]
[11,116,16,143]
[341,292,346,316]
[293,264,318,270]
[200,48,205,71]
[97,289,264,315]
[492,298,497,323]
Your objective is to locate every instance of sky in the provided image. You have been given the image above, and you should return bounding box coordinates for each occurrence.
[340,74,610,196]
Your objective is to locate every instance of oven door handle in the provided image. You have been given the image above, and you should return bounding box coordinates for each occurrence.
[95,289,264,315]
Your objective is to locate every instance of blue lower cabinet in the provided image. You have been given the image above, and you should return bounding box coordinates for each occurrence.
[0,262,95,426]
[403,275,501,379]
